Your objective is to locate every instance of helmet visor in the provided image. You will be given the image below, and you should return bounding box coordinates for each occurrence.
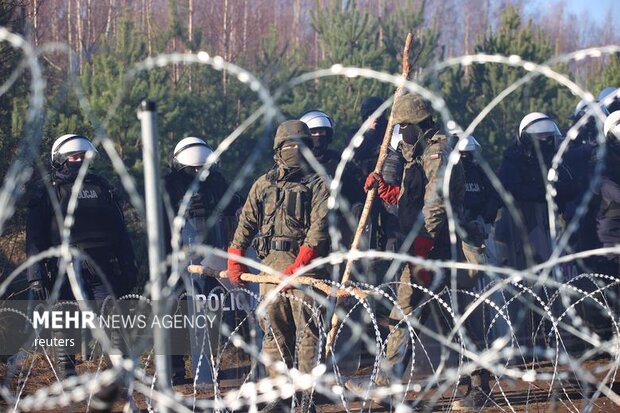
[524,119,561,142]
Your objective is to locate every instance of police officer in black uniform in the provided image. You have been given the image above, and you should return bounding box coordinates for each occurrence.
[26,133,137,378]
[164,137,242,249]
[163,136,243,383]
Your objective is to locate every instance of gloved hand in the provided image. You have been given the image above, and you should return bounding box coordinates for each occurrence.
[377,180,400,205]
[29,280,49,301]
[410,236,434,286]
[281,245,318,291]
[364,172,400,205]
[364,172,382,191]
[463,219,486,247]
[226,247,247,286]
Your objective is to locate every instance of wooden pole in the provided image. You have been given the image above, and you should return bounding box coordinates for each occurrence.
[187,265,368,300]
[324,32,414,356]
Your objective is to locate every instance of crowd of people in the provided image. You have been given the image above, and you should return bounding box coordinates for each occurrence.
[23,86,620,412]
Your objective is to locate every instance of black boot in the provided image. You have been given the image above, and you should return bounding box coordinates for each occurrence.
[452,370,495,411]
[53,331,76,380]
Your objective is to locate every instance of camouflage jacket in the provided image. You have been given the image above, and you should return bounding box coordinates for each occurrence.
[230,166,330,264]
[398,129,465,248]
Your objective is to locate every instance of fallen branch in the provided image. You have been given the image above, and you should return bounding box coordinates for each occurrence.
[187,265,368,299]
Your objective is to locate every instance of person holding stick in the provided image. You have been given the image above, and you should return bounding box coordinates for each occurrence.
[346,95,495,409]
[226,120,329,413]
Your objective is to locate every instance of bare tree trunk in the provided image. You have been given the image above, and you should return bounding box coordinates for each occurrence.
[242,0,248,54]
[31,0,38,45]
[222,0,229,95]
[378,0,383,46]
[188,0,193,91]
[105,0,114,38]
[314,30,319,67]
[141,0,146,32]
[172,37,178,87]
[52,0,59,42]
[293,0,301,49]
[77,0,83,73]
[67,0,72,52]
[147,0,153,55]
[88,0,93,47]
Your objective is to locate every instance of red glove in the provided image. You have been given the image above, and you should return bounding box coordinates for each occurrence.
[281,245,318,291]
[364,172,382,192]
[411,236,434,286]
[377,181,400,205]
[365,173,400,205]
[227,247,247,286]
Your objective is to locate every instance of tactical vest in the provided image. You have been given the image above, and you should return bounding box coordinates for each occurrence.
[601,198,620,219]
[462,162,486,220]
[253,170,313,258]
[183,190,233,249]
[50,175,120,249]
[382,148,405,186]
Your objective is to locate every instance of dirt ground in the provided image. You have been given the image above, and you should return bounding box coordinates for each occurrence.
[1,352,619,412]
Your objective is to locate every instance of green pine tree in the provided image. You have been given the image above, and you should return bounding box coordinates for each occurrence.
[440,6,574,167]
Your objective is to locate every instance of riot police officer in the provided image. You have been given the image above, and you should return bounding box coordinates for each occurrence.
[26,134,137,378]
[227,120,329,412]
[300,109,365,208]
[496,112,576,268]
[598,111,620,275]
[163,136,243,383]
[164,136,242,251]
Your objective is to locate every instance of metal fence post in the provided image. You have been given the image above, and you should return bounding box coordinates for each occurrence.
[138,100,171,411]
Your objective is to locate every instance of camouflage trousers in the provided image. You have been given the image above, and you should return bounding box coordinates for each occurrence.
[383,263,486,380]
[259,283,325,377]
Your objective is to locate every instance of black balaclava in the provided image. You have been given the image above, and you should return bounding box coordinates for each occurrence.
[55,160,84,182]
[310,128,333,160]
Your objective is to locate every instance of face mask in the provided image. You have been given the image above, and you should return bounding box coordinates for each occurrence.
[57,161,83,181]
[183,166,201,177]
[278,146,304,169]
[399,123,423,145]
[310,138,326,158]
[460,152,473,162]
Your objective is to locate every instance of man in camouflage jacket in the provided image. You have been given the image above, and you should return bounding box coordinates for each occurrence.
[346,95,495,409]
[226,120,329,412]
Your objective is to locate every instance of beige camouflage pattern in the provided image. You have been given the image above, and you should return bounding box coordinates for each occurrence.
[230,167,329,264]
[384,131,465,374]
[400,131,465,242]
[230,167,329,376]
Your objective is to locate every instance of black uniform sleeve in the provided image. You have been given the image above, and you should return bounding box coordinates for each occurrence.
[107,183,138,293]
[479,167,502,224]
[25,185,53,283]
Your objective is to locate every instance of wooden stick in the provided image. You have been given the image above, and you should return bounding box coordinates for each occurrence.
[325,32,414,356]
[187,265,368,299]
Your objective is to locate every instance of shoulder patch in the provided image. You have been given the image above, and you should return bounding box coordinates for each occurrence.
[430,153,440,160]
